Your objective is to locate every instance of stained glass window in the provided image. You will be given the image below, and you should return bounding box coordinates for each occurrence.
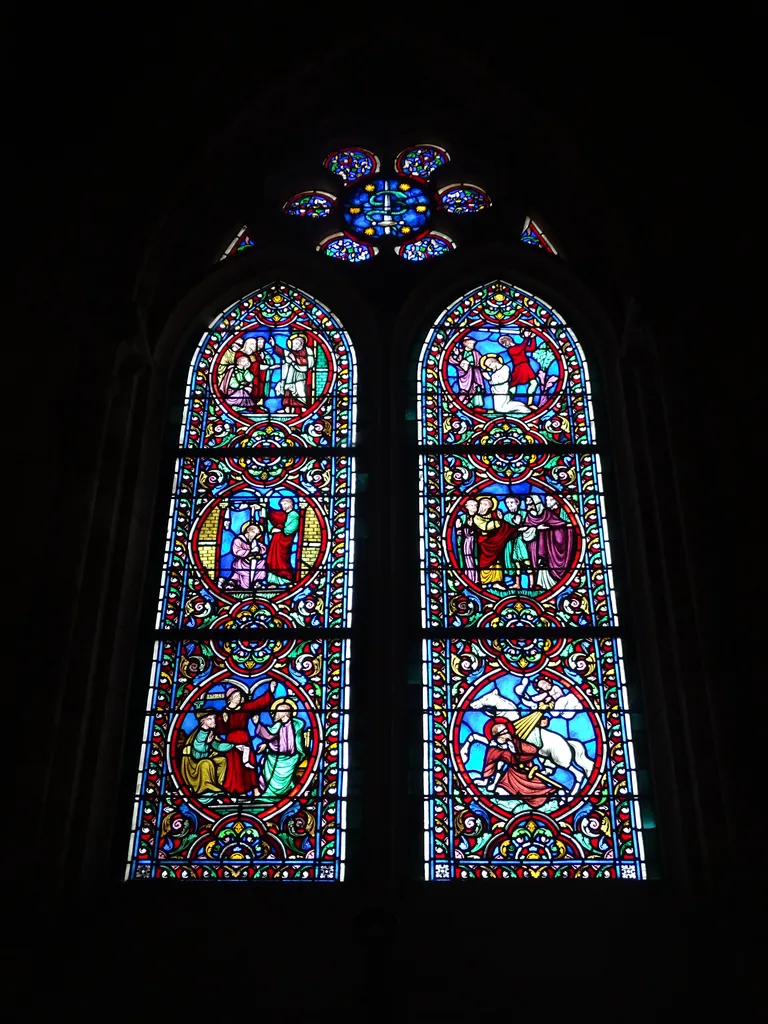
[394,144,450,180]
[287,146,490,260]
[283,191,336,218]
[396,232,455,261]
[317,233,377,262]
[437,184,492,215]
[324,148,380,183]
[418,280,650,880]
[220,225,255,260]
[127,282,357,881]
[521,216,557,254]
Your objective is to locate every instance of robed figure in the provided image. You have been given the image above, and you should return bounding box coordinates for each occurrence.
[279,333,315,413]
[215,684,276,794]
[480,354,530,415]
[225,521,267,590]
[221,355,255,410]
[525,495,575,582]
[500,329,539,406]
[473,496,517,587]
[179,708,234,801]
[266,497,301,585]
[448,337,484,407]
[457,498,479,584]
[251,337,278,408]
[255,700,307,802]
[482,718,555,809]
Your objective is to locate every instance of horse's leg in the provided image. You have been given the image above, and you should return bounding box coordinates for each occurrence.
[568,740,594,776]
[539,733,582,792]
[540,731,570,770]
[460,733,488,766]
[568,763,587,795]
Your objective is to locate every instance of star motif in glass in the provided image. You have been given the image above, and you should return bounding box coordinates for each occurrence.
[281,144,492,262]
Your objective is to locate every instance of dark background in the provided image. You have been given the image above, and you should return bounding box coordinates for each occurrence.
[8,14,762,1019]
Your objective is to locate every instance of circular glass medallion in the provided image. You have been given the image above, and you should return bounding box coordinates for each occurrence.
[343,178,431,239]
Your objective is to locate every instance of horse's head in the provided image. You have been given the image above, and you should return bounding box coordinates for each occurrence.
[470,687,501,711]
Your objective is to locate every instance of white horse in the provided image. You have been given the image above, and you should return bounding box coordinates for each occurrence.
[463,688,594,793]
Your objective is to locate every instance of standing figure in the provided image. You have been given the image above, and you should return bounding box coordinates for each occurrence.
[251,336,278,408]
[448,336,485,408]
[502,496,535,588]
[266,497,301,586]
[255,699,307,802]
[473,496,516,589]
[480,354,530,415]
[482,720,556,808]
[500,328,539,408]
[225,521,266,590]
[457,498,479,584]
[179,708,234,801]
[526,494,575,585]
[279,333,315,413]
[215,682,277,795]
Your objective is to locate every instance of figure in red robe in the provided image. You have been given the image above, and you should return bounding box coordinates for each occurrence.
[482,719,555,808]
[501,328,539,407]
[215,681,276,794]
[473,496,517,587]
[266,497,301,586]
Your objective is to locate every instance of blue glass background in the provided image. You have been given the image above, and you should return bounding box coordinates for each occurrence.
[343,179,431,239]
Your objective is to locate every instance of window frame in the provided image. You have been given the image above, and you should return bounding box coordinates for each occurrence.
[83,240,694,904]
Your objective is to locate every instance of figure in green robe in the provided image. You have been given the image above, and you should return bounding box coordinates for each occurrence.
[503,495,535,588]
[254,700,307,802]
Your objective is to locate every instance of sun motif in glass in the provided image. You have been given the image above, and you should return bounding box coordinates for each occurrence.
[285,143,492,262]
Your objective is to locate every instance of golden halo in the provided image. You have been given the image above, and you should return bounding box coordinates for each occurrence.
[270,697,298,714]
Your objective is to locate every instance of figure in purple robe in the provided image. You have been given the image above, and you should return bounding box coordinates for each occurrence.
[220,354,255,410]
[525,494,575,582]
[457,498,479,583]
[448,337,485,407]
[225,521,266,590]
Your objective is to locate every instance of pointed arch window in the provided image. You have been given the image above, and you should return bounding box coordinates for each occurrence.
[521,217,558,254]
[127,282,356,880]
[220,225,256,259]
[418,281,650,880]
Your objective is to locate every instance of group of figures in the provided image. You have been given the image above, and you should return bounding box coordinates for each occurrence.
[446,328,558,417]
[217,330,318,415]
[129,635,345,879]
[178,680,310,806]
[453,492,576,593]
[222,496,304,592]
[425,635,647,879]
[458,674,595,813]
